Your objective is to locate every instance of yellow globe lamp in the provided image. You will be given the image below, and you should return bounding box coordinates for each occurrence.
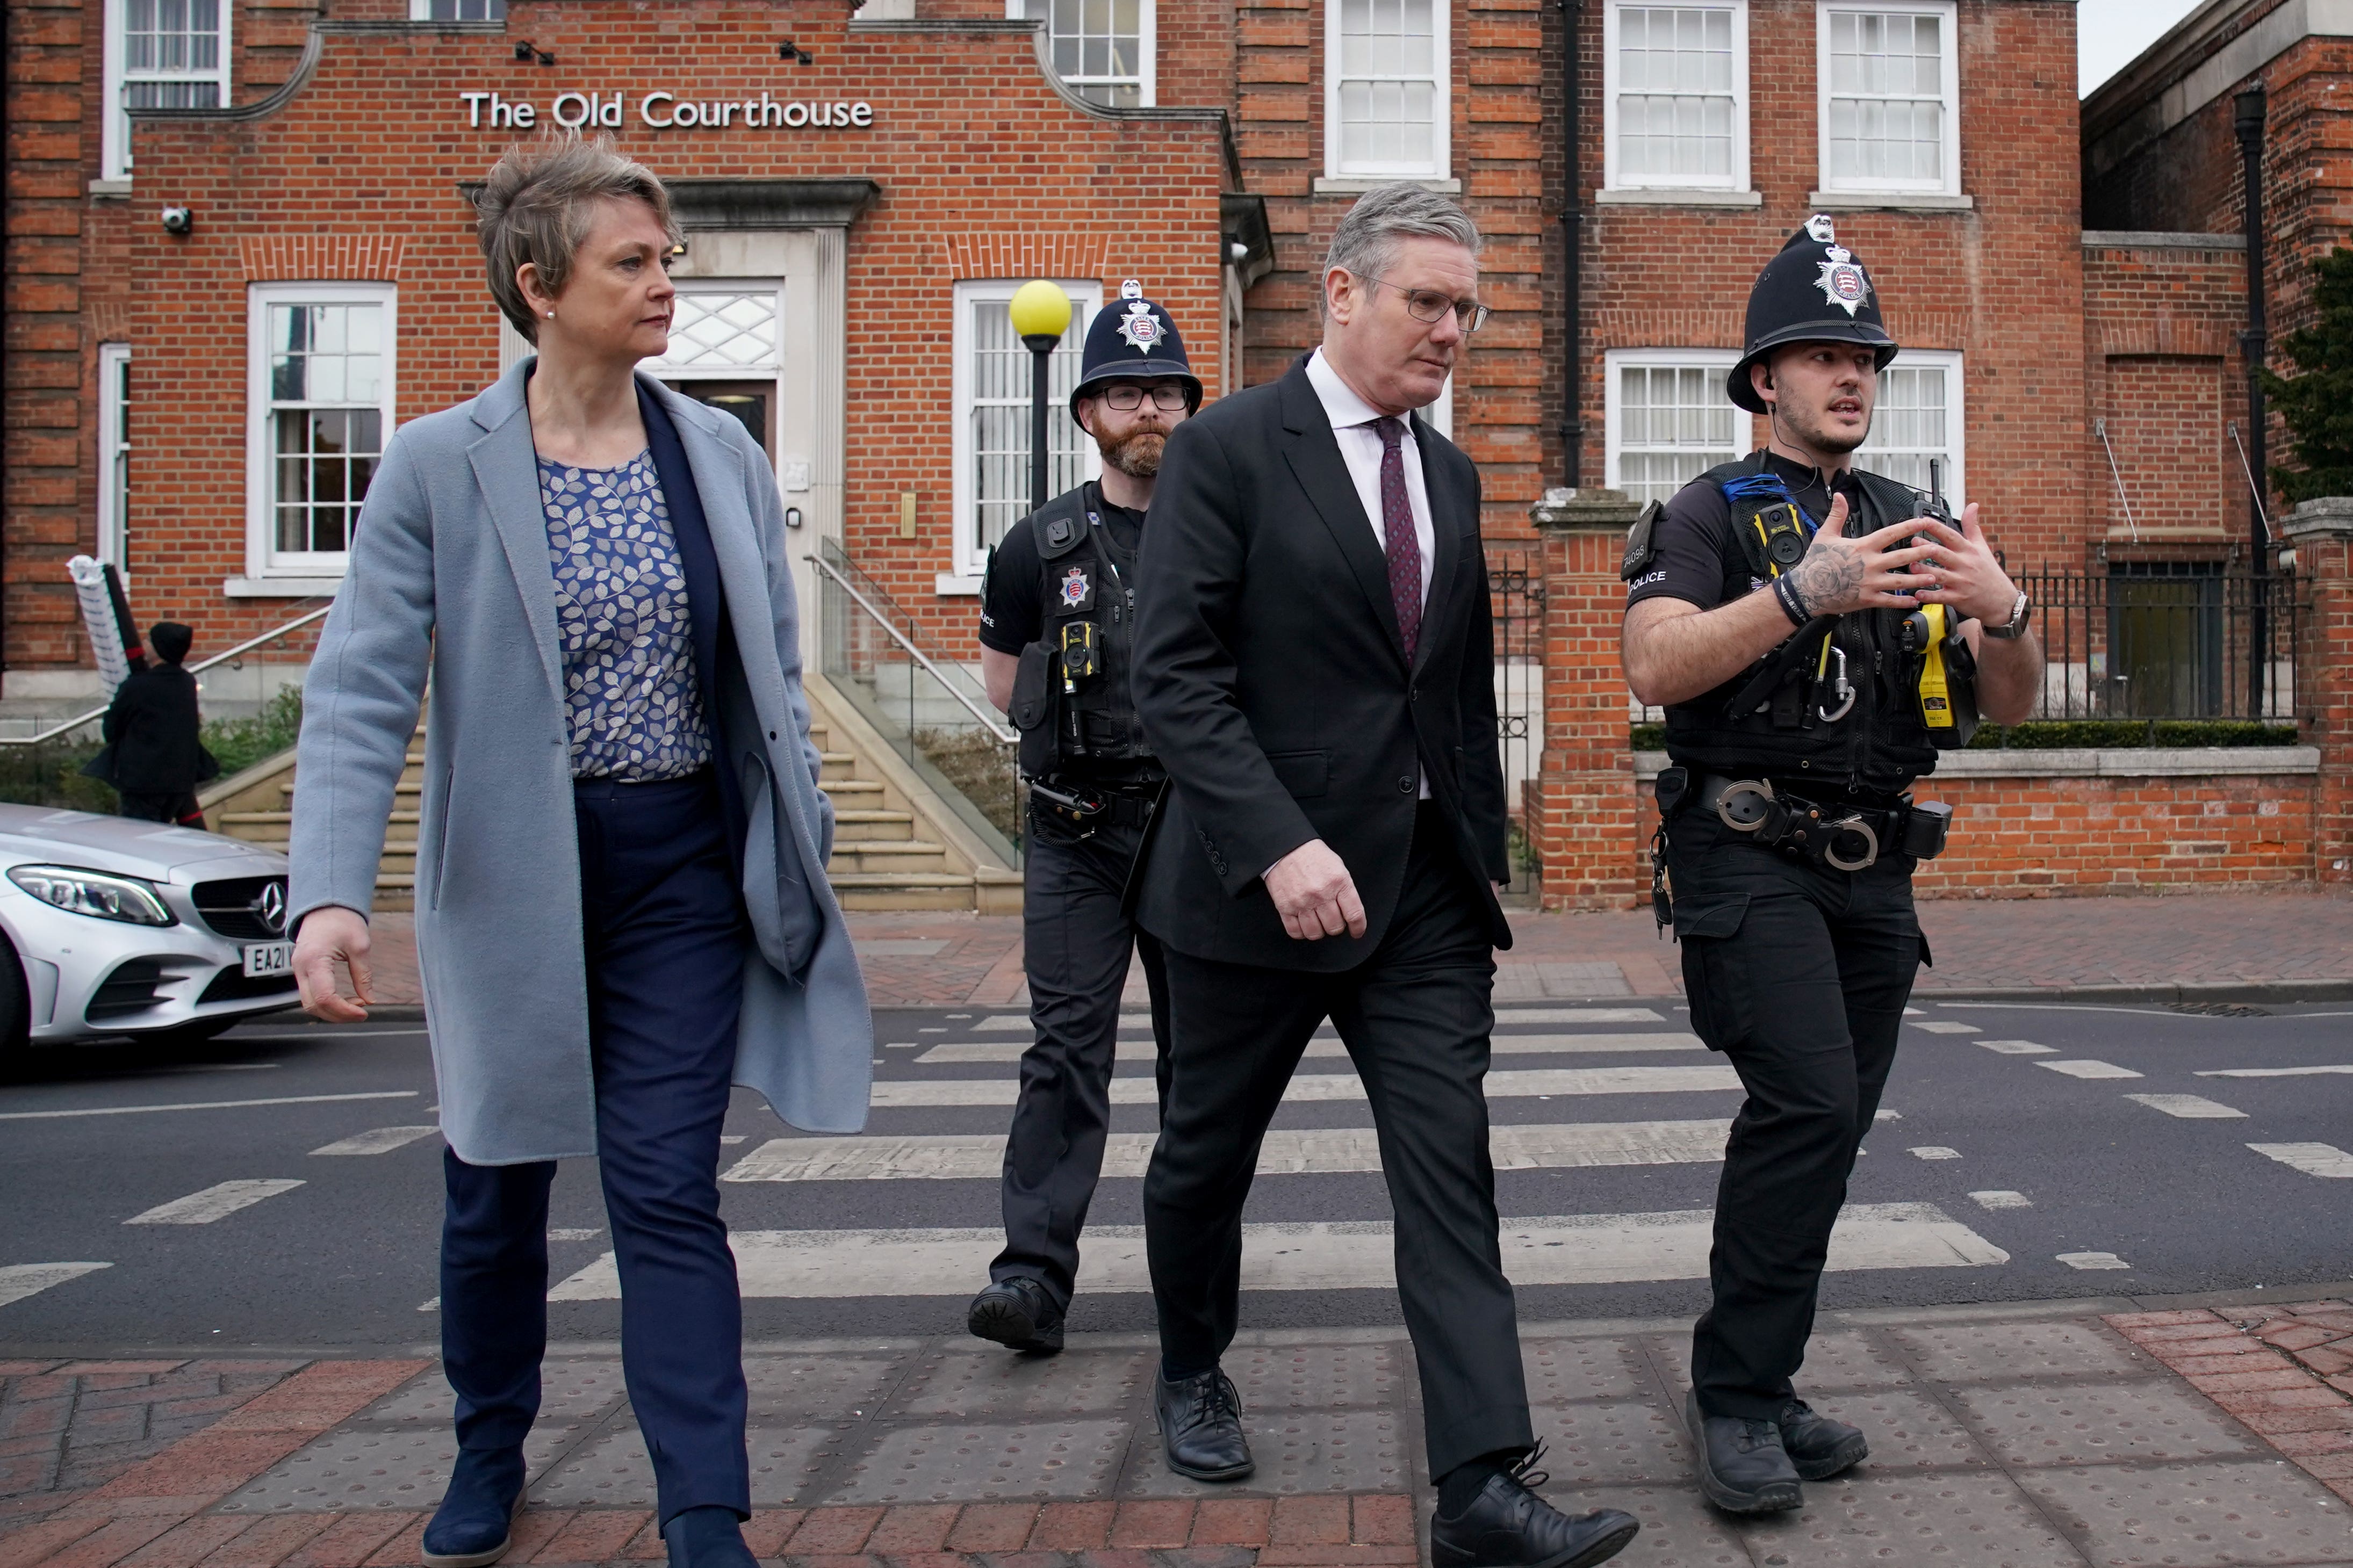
[1007,280,1074,512]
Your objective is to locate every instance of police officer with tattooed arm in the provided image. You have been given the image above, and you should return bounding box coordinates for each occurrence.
[1618,218,2043,1514]
[962,283,1196,1355]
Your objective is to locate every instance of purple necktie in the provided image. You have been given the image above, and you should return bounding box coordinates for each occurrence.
[1374,417,1422,660]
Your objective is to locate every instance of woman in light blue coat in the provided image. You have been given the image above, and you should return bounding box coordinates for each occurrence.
[288,133,869,1568]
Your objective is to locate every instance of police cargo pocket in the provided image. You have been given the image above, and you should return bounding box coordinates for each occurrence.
[1010,644,1057,779]
[1671,892,1752,1052]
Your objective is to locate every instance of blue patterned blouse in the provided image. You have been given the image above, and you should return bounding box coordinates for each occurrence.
[538,451,713,781]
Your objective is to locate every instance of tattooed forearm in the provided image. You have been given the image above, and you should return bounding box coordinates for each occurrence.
[1786,544,1862,616]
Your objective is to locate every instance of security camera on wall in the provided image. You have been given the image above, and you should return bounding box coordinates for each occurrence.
[159,206,193,236]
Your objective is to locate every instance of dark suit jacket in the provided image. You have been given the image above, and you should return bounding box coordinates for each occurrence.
[100,663,208,793]
[1128,355,1510,970]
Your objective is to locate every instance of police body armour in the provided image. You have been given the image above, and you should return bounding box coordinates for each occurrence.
[1006,485,1158,782]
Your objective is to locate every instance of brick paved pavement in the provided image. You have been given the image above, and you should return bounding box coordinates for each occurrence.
[17,1296,2353,1567]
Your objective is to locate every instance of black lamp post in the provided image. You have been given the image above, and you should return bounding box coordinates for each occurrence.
[1008,280,1074,515]
[2236,84,2270,716]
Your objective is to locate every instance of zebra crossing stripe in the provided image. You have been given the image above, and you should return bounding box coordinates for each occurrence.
[545,1202,2001,1300]
[0,1262,111,1309]
[917,1033,1706,1065]
[722,1119,1735,1182]
[970,1007,1671,1035]
[124,1180,305,1225]
[2248,1143,2353,1177]
[310,1126,441,1156]
[868,1064,1741,1109]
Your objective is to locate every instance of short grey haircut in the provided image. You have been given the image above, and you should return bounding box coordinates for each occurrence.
[1322,183,1481,308]
[474,131,681,344]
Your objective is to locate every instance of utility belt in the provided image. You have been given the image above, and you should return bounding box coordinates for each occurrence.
[1027,775,1162,832]
[1664,767,1952,872]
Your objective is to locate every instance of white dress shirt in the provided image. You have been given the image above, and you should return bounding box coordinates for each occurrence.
[1305,348,1436,613]
[1305,348,1435,799]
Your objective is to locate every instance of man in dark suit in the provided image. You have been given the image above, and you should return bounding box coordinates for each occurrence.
[1128,185,1638,1568]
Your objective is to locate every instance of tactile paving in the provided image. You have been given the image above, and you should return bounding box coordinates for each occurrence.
[1734,1471,2083,1566]
[1535,1399,1691,1487]
[1885,1319,2150,1383]
[2019,1459,2353,1566]
[824,1418,1131,1502]
[886,1348,1153,1418]
[1788,1386,1994,1471]
[358,1358,629,1426]
[1218,1340,1411,1410]
[1789,1329,1918,1392]
[1121,1408,1410,1497]
[217,1425,577,1512]
[743,1355,903,1420]
[1948,1379,2264,1468]
[1572,1485,1750,1568]
[1521,1338,1650,1403]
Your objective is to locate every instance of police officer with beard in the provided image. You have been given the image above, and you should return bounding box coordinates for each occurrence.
[1618,218,2045,1513]
[965,283,1199,1354]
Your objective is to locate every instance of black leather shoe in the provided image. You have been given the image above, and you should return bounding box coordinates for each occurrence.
[967,1276,1064,1354]
[420,1446,524,1568]
[660,1506,757,1568]
[1155,1367,1254,1482]
[1685,1391,1803,1514]
[1430,1448,1639,1568]
[1779,1398,1868,1480]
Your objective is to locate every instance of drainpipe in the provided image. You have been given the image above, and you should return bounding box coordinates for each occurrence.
[2235,84,2269,716]
[1561,0,1582,487]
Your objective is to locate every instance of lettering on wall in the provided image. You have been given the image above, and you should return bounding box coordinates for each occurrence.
[459,90,876,131]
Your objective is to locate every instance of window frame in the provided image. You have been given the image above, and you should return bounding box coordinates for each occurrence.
[1006,0,1157,107]
[102,0,233,182]
[244,280,398,582]
[1855,346,1965,507]
[1602,347,1745,504]
[1602,0,1750,193]
[1815,0,1961,198]
[97,344,132,571]
[948,278,1103,587]
[407,0,507,17]
[1324,0,1452,180]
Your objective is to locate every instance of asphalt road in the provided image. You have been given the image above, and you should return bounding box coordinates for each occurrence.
[3,994,2349,1354]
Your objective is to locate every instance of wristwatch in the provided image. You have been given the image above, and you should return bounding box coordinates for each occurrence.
[1982,588,2032,639]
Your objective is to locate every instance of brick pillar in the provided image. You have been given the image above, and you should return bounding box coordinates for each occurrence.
[1530,488,1644,910]
[2287,498,2353,884]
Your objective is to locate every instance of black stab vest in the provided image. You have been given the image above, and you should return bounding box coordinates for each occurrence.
[1005,483,1161,783]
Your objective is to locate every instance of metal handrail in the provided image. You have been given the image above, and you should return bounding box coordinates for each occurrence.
[0,602,335,748]
[806,552,1017,745]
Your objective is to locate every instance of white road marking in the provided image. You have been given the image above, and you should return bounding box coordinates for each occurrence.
[870,1064,1742,1109]
[1875,1110,1903,1120]
[2124,1094,2246,1119]
[971,1008,1668,1036]
[1912,1021,1982,1035]
[0,1262,111,1308]
[125,1180,305,1225]
[724,1119,1735,1182]
[548,1202,2002,1300]
[719,1135,746,1144]
[418,1297,440,1312]
[0,1090,418,1121]
[1910,1146,1962,1160]
[548,1227,603,1241]
[310,1125,438,1156]
[1904,1007,1925,1015]
[2058,1252,2131,1270]
[2249,1143,2353,1178]
[147,1063,279,1074]
[2200,1065,2353,1078]
[917,1032,1705,1065]
[1970,1191,2033,1210]
[2035,1060,2145,1080]
[1978,1040,2057,1056]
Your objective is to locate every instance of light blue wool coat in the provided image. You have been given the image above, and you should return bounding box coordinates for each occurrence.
[288,359,872,1164]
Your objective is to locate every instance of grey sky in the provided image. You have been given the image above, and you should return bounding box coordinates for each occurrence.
[2081,0,2209,95]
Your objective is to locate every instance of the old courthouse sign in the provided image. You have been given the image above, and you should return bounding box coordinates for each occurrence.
[459,90,875,131]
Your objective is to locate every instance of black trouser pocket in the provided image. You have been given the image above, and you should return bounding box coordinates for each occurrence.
[1673,892,1751,1052]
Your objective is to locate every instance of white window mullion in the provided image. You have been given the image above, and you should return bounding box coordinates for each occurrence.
[949,279,1102,586]
[1605,2,1748,192]
[246,283,396,581]
[1604,349,1743,505]
[97,345,132,570]
[1009,0,1154,107]
[1327,0,1448,178]
[409,0,507,17]
[1817,0,1959,196]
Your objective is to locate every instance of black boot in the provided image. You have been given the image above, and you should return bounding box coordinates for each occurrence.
[660,1506,757,1568]
[1685,1391,1803,1514]
[1155,1367,1254,1482]
[966,1276,1065,1354]
[420,1446,524,1568]
[1778,1398,1868,1480]
[1429,1448,1639,1568]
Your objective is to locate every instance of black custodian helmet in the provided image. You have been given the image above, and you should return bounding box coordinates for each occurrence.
[1728,215,1898,414]
[1070,280,1201,420]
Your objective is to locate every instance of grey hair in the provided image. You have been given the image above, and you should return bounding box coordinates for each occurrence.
[474,131,681,344]
[1321,183,1481,309]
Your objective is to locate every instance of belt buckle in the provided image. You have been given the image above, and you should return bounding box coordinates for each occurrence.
[1822,813,1880,872]
[1714,778,1778,833]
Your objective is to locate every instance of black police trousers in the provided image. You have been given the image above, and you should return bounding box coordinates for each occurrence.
[1668,807,1926,1421]
[990,801,1171,1311]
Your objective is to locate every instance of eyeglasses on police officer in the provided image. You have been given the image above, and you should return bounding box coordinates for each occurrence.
[1361,276,1492,334]
[1094,383,1191,411]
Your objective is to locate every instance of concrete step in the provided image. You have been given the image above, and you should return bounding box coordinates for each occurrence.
[832,808,917,842]
[827,840,951,875]
[827,870,980,913]
[818,779,886,800]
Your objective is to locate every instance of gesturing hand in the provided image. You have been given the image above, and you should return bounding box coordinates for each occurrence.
[1903,503,2020,626]
[1782,493,1937,618]
[294,904,375,1023]
[1264,839,1368,942]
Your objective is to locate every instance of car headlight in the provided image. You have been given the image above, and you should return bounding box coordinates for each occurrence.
[7,865,177,926]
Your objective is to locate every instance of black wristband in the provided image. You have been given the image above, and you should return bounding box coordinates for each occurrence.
[1773,574,1810,628]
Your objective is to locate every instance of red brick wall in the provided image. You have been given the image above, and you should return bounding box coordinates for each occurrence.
[1913,772,2319,894]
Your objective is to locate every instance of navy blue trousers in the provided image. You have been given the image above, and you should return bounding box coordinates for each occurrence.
[440,772,750,1523]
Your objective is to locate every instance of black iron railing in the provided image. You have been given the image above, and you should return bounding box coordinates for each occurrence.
[2014,566,2308,724]
[1488,547,1545,888]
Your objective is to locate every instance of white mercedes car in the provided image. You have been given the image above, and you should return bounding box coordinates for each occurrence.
[0,804,299,1053]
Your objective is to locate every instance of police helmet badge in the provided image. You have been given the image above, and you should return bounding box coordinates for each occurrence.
[1059,563,1093,610]
[1815,244,1872,317]
[1114,301,1164,355]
